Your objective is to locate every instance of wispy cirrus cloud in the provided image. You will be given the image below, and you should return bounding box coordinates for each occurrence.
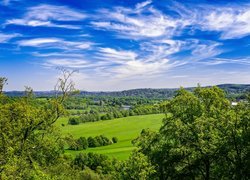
[0,33,20,43]
[135,0,152,10]
[110,58,180,79]
[88,0,250,82]
[91,1,250,40]
[168,2,250,40]
[94,47,186,79]
[139,39,184,62]
[25,1,245,82]
[87,1,225,80]
[17,37,93,50]
[201,57,250,66]
[91,4,186,39]
[190,41,222,61]
[5,4,86,29]
[200,6,250,39]
[32,52,84,58]
[96,48,138,63]
[18,38,60,46]
[42,58,110,71]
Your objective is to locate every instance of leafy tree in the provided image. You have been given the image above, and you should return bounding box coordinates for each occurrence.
[100,135,112,146]
[0,69,78,178]
[135,87,250,179]
[67,135,80,150]
[76,137,88,150]
[73,152,120,179]
[87,137,99,147]
[117,151,156,180]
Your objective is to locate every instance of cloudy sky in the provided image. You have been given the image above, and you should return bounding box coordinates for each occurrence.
[0,0,250,91]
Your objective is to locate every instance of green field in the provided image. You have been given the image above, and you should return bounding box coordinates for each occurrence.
[56,114,165,160]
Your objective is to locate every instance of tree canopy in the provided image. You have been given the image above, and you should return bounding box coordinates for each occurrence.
[135,86,250,179]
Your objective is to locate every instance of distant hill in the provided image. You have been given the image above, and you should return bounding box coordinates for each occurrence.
[4,84,250,99]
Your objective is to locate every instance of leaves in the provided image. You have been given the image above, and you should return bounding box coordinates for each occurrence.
[136,86,250,179]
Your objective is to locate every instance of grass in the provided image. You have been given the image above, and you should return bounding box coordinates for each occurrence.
[56,114,165,160]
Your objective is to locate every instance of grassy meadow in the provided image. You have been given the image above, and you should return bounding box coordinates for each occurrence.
[56,114,165,160]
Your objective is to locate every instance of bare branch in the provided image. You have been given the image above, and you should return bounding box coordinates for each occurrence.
[54,67,78,102]
[0,77,8,94]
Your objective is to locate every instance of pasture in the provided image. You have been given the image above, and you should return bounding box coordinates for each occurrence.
[56,114,165,160]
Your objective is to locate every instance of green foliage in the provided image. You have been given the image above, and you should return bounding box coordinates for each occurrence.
[116,151,156,180]
[87,135,112,148]
[68,135,114,150]
[135,86,250,179]
[87,136,99,148]
[76,137,88,150]
[0,71,80,179]
[73,152,117,175]
[72,151,156,180]
[112,137,118,143]
[68,116,80,125]
[0,95,66,178]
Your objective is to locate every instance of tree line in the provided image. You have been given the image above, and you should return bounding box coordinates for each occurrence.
[66,135,118,150]
[68,104,163,125]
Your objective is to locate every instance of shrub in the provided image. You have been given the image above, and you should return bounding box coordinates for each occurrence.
[68,117,80,125]
[112,137,118,143]
[77,137,88,150]
[88,137,99,147]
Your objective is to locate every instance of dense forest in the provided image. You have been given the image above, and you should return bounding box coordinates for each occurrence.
[0,74,249,179]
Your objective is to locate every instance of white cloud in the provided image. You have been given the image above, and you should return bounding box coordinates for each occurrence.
[94,47,186,79]
[91,5,185,39]
[136,0,152,10]
[32,52,84,58]
[201,57,250,66]
[169,3,250,39]
[18,38,61,46]
[42,58,109,70]
[0,33,20,43]
[191,42,222,61]
[44,59,89,68]
[200,6,250,39]
[91,2,250,40]
[17,37,93,50]
[140,39,183,61]
[76,43,92,49]
[6,19,81,29]
[5,4,86,29]
[26,4,86,21]
[97,48,137,63]
[110,58,175,79]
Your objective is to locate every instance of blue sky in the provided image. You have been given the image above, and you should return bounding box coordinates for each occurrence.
[0,0,250,91]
